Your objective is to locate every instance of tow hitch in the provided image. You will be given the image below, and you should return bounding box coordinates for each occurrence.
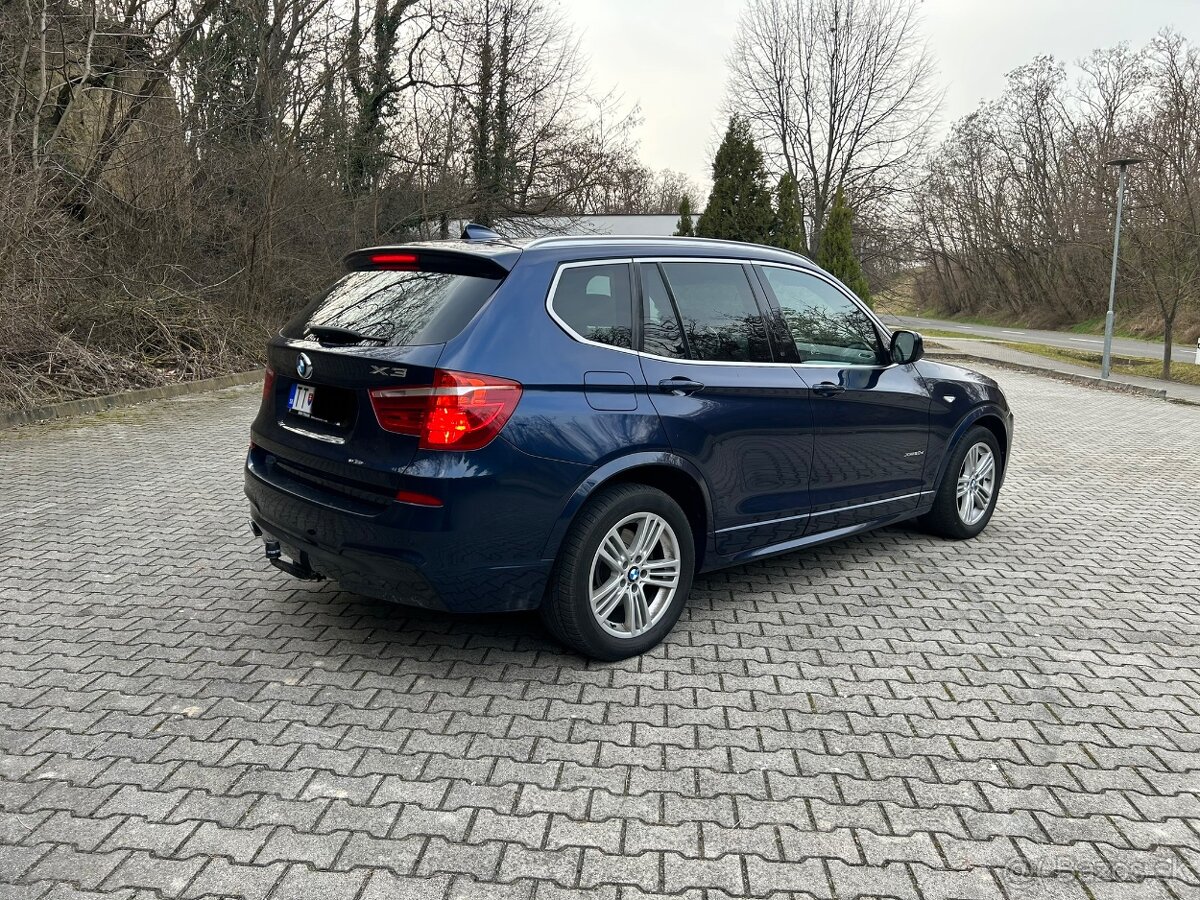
[260,534,324,581]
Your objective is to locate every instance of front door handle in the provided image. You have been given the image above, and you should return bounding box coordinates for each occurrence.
[812,382,845,397]
[659,377,704,396]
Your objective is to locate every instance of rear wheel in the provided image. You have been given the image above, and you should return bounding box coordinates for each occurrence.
[541,484,694,660]
[919,425,1002,539]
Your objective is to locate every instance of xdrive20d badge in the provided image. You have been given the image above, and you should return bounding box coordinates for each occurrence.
[246,226,1013,659]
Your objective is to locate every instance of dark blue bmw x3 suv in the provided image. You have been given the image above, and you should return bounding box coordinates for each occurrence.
[246,227,1012,659]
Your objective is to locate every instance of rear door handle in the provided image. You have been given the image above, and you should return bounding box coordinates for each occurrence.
[812,382,845,397]
[658,377,704,396]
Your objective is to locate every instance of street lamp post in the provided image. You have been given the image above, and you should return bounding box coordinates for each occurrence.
[1102,157,1143,379]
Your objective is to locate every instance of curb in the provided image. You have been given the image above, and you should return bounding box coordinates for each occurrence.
[925,351,1200,405]
[1,369,264,429]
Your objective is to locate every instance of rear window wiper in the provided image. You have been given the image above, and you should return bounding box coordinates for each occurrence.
[305,325,387,345]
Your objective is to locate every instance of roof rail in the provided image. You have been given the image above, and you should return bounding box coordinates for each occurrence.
[522,233,811,262]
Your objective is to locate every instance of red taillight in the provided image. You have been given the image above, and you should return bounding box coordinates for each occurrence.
[367,386,428,435]
[369,369,522,451]
[371,252,418,270]
[262,367,275,401]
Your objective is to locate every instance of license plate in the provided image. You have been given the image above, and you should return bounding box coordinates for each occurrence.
[288,383,315,416]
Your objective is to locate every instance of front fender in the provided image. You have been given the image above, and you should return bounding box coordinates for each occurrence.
[931,401,1014,491]
[539,451,715,562]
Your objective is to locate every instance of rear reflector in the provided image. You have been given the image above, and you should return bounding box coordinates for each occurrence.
[394,490,443,507]
[262,367,275,401]
[369,369,522,451]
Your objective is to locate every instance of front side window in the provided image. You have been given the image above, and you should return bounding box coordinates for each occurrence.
[550,263,633,349]
[659,262,771,363]
[759,266,882,365]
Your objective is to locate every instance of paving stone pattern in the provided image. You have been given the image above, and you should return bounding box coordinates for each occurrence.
[1,370,1199,899]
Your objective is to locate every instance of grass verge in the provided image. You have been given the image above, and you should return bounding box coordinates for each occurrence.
[917,328,995,340]
[997,342,1200,386]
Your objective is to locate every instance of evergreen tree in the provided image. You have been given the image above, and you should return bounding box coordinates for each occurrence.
[771,172,806,253]
[816,187,871,304]
[695,116,773,243]
[674,195,695,236]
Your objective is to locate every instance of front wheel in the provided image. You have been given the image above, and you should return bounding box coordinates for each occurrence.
[919,425,1002,540]
[541,484,695,660]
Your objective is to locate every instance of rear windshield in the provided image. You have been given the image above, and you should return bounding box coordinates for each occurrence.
[282,270,501,346]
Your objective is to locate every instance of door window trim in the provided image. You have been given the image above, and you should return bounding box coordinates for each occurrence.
[545,256,898,370]
[751,261,895,368]
[651,259,779,364]
[635,261,692,360]
[544,259,638,356]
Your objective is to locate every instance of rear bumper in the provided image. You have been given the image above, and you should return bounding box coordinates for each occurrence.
[243,440,582,613]
[247,507,447,609]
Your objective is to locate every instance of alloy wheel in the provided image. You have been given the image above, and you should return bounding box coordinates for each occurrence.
[589,512,682,639]
[956,442,996,526]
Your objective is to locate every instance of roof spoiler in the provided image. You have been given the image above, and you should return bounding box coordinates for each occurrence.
[343,246,513,277]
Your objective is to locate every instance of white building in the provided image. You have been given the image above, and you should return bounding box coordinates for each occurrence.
[452,213,683,239]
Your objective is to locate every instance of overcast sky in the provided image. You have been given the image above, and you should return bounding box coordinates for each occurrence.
[561,0,1200,190]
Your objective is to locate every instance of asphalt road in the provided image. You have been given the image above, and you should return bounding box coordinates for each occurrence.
[884,314,1198,365]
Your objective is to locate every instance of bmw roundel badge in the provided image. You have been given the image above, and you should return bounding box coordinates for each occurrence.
[296,353,313,379]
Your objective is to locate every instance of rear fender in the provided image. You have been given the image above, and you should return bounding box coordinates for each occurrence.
[540,451,715,563]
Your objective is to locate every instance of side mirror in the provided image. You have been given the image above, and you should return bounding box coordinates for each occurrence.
[890,330,924,365]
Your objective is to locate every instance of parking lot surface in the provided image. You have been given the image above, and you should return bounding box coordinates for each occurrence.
[2,368,1199,900]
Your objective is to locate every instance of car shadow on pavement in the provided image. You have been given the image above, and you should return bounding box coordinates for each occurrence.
[261,520,949,669]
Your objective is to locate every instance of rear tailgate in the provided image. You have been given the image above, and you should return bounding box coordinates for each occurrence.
[250,246,511,510]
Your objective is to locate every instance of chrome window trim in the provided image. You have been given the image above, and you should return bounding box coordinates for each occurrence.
[753,264,897,345]
[544,259,642,358]
[544,257,900,371]
[714,490,934,535]
[549,255,801,367]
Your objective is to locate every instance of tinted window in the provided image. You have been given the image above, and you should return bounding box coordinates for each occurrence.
[551,264,633,349]
[660,262,771,363]
[639,263,687,359]
[760,267,882,365]
[283,270,500,346]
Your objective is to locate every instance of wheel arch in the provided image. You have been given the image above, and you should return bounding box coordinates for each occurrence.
[542,452,714,572]
[933,403,1011,491]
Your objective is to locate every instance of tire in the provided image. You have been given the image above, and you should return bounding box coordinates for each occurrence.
[919,425,1002,540]
[541,483,695,661]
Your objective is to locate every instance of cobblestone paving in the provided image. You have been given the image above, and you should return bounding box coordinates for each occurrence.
[2,368,1199,900]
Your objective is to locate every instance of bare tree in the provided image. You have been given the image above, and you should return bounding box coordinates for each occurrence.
[727,0,939,254]
[917,32,1200,379]
[1127,31,1200,378]
[0,0,660,410]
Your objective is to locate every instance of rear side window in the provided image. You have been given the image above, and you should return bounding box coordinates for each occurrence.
[282,270,500,346]
[758,266,882,365]
[639,263,687,359]
[659,262,771,363]
[550,264,633,349]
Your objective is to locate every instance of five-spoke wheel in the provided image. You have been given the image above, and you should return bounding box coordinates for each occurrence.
[920,424,1003,540]
[589,512,682,638]
[541,484,694,660]
[956,442,996,526]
